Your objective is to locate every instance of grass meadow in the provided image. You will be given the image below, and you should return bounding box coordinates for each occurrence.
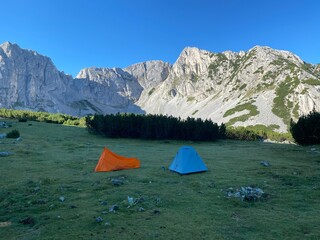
[0,120,319,239]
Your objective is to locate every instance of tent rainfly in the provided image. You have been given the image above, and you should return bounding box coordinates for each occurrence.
[95,147,140,172]
[169,146,208,174]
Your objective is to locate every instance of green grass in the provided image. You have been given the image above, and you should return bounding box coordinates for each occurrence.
[270,58,299,74]
[187,96,195,102]
[1,120,320,239]
[272,76,300,126]
[223,102,259,126]
[253,66,264,74]
[239,84,247,91]
[190,74,199,83]
[293,103,300,119]
[262,71,277,81]
[224,102,259,126]
[223,102,258,118]
[302,78,320,86]
[148,88,156,96]
[243,125,293,142]
[208,53,228,79]
[191,110,198,115]
[246,124,280,132]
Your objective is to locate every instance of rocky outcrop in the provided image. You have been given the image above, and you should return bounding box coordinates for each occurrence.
[75,67,143,106]
[124,60,171,89]
[72,61,172,115]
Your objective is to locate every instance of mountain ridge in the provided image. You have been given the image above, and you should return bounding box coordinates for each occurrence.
[0,41,319,132]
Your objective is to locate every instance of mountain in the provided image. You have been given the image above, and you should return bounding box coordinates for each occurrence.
[0,41,319,132]
[0,42,152,116]
[0,41,73,113]
[137,46,320,132]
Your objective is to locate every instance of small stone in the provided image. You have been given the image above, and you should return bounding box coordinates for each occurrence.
[260,161,271,167]
[109,204,119,212]
[59,196,65,202]
[127,196,134,206]
[137,207,145,212]
[100,201,107,206]
[0,152,12,157]
[134,196,145,204]
[95,217,103,223]
[0,133,7,139]
[111,178,123,186]
[105,221,111,226]
[0,122,8,128]
[0,221,12,227]
[155,197,161,205]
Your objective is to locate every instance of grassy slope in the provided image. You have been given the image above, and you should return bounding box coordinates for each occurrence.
[0,120,319,239]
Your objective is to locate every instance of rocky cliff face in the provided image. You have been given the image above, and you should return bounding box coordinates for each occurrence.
[73,67,144,114]
[137,46,320,132]
[0,42,73,113]
[0,41,319,132]
[0,42,167,115]
[124,60,171,89]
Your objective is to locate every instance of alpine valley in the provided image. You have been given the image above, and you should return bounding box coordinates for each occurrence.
[1,42,319,132]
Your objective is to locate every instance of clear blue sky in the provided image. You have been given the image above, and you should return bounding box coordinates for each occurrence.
[1,0,319,77]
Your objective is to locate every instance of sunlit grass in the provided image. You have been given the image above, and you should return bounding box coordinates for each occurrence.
[0,120,319,239]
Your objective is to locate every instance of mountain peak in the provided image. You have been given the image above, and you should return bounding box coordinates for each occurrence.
[181,46,209,55]
[0,41,18,53]
[0,41,14,47]
[250,45,272,51]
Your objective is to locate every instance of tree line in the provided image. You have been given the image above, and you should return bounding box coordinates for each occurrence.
[86,113,226,141]
[2,107,318,145]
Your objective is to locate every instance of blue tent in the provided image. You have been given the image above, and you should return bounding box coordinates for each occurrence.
[169,146,208,174]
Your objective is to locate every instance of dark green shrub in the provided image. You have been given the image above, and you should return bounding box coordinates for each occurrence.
[7,129,20,138]
[226,127,261,141]
[290,110,320,145]
[18,118,27,122]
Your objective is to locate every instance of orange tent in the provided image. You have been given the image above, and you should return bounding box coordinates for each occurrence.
[95,147,140,172]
